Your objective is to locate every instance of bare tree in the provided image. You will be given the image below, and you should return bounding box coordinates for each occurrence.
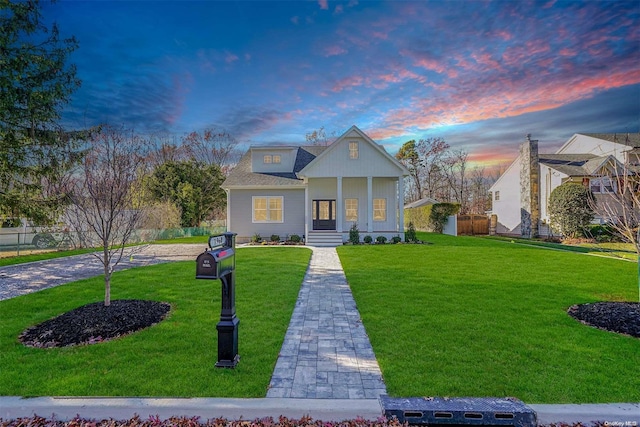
[63,126,149,306]
[182,127,240,174]
[305,126,336,146]
[468,166,491,214]
[395,137,450,202]
[441,149,469,212]
[589,154,640,301]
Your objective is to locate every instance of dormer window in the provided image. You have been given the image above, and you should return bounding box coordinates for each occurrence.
[273,155,281,164]
[349,141,358,159]
[264,155,272,164]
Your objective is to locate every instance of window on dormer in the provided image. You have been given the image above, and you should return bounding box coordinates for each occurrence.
[349,141,358,159]
[273,155,281,164]
[263,155,272,164]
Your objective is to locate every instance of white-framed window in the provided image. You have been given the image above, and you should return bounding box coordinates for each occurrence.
[494,191,500,201]
[345,198,358,222]
[263,155,272,164]
[349,141,358,159]
[252,196,283,223]
[590,177,616,194]
[272,155,281,164]
[373,198,386,221]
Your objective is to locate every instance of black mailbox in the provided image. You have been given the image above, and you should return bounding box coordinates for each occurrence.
[196,247,235,279]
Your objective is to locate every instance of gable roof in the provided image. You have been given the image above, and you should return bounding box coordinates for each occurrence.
[404,197,439,209]
[580,133,640,148]
[298,125,409,177]
[221,145,326,188]
[539,153,621,176]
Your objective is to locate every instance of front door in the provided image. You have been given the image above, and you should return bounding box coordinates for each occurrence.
[312,200,336,230]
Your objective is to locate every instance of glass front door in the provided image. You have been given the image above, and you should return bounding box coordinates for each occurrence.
[312,199,336,230]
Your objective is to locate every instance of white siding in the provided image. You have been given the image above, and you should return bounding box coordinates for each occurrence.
[302,136,403,178]
[372,177,397,232]
[490,156,523,234]
[557,134,628,162]
[342,177,367,232]
[228,188,305,242]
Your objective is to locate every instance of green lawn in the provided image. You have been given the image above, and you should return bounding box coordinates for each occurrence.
[337,233,640,404]
[0,247,311,397]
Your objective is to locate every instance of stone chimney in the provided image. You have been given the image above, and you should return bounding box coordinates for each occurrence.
[520,134,540,238]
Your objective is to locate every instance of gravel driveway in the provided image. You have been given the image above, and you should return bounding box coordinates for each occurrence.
[0,244,208,301]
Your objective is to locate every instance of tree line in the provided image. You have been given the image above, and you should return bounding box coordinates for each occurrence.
[395,138,496,214]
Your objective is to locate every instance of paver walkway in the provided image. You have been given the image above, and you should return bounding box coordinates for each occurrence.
[267,247,386,399]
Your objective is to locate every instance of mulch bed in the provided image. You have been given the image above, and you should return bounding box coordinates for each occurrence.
[568,301,640,338]
[19,299,171,348]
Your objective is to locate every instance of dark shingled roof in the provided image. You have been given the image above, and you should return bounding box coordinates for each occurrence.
[581,133,640,148]
[539,153,611,176]
[222,145,327,188]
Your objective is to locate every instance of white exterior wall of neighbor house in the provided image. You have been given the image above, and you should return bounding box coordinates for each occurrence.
[227,188,305,243]
[557,134,627,161]
[539,165,568,224]
[489,157,523,234]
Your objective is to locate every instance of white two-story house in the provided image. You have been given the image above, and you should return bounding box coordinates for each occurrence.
[221,125,410,246]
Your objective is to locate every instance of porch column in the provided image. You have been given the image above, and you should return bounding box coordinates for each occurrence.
[304,184,309,240]
[398,176,404,234]
[336,176,343,232]
[367,176,373,233]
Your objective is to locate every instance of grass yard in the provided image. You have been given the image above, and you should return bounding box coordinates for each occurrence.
[337,233,640,404]
[0,247,311,397]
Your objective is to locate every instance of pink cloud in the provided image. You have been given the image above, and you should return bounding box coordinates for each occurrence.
[332,75,365,92]
[225,52,239,64]
[334,4,343,14]
[324,45,347,57]
[318,0,328,10]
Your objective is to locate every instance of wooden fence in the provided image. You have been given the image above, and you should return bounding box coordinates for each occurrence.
[456,214,489,235]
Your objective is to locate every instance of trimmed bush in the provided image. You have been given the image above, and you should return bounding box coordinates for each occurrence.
[349,222,360,244]
[251,233,261,243]
[289,234,301,243]
[363,235,373,244]
[376,236,387,244]
[391,235,402,244]
[405,221,417,242]
[270,234,280,242]
[549,183,594,238]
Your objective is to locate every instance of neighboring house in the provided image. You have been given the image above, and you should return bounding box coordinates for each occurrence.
[489,133,640,237]
[221,125,410,246]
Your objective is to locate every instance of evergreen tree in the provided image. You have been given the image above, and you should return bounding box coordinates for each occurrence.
[0,0,84,224]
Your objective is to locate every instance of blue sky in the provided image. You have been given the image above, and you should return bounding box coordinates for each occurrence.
[42,0,640,168]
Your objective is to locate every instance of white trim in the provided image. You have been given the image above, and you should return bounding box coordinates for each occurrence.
[251,196,284,223]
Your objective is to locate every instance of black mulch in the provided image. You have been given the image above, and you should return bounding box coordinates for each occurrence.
[19,299,171,348]
[568,301,640,338]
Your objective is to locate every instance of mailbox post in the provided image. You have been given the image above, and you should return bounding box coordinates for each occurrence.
[196,232,239,368]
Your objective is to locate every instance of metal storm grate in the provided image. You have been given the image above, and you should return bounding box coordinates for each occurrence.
[379,396,537,427]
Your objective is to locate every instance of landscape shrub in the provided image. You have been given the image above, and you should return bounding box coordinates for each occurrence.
[391,235,402,244]
[270,234,280,242]
[429,203,460,233]
[289,234,301,243]
[349,222,360,244]
[251,233,262,243]
[405,221,417,242]
[363,235,373,244]
[548,183,594,238]
[375,236,387,244]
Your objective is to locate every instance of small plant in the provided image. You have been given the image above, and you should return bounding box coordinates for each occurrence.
[363,235,373,244]
[406,221,417,242]
[270,234,280,242]
[376,236,387,244]
[349,222,360,244]
[251,233,262,243]
[289,234,301,243]
[391,235,402,244]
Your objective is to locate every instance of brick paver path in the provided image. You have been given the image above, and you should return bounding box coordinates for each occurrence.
[267,247,386,399]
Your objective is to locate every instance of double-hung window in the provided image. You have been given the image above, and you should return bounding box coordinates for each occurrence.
[349,142,358,159]
[253,196,283,223]
[373,198,386,221]
[345,199,358,222]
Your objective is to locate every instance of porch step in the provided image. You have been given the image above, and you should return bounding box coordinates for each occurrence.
[306,232,343,247]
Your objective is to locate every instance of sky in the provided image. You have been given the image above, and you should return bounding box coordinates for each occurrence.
[41,0,640,170]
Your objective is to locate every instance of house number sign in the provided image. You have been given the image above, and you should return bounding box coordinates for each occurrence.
[208,234,226,249]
